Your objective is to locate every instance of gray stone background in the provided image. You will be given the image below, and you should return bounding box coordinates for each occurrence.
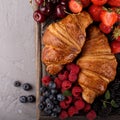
[0,0,36,120]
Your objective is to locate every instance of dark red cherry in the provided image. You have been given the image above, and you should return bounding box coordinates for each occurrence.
[35,0,44,6]
[60,0,67,6]
[56,5,66,18]
[33,10,45,23]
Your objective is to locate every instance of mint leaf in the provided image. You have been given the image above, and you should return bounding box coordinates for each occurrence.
[111,100,119,108]
[63,90,72,96]
[105,90,110,100]
[103,101,107,108]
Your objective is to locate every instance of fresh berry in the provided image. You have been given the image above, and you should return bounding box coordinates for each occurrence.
[40,96,45,102]
[111,40,120,54]
[35,0,44,6]
[59,111,68,120]
[39,103,44,110]
[86,110,97,120]
[55,5,67,18]
[84,103,91,112]
[19,96,27,103]
[22,83,32,91]
[43,91,50,97]
[108,0,120,7]
[68,72,77,83]
[81,0,91,8]
[54,77,62,89]
[14,81,21,87]
[45,98,51,103]
[74,99,85,111]
[88,5,103,22]
[42,76,51,86]
[72,86,82,97]
[62,80,72,90]
[27,95,36,103]
[44,107,52,115]
[68,106,78,117]
[58,71,69,81]
[57,94,65,101]
[70,65,80,74]
[113,26,120,41]
[100,10,118,27]
[69,0,83,14]
[48,81,56,89]
[51,112,58,117]
[60,101,69,109]
[47,102,54,109]
[53,105,61,113]
[91,0,107,6]
[50,89,58,95]
[40,86,47,94]
[99,22,112,34]
[65,96,72,105]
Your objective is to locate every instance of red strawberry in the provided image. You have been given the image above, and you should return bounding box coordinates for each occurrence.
[108,0,120,7]
[111,40,120,54]
[74,99,85,111]
[60,101,69,109]
[68,106,78,117]
[89,5,103,22]
[59,111,68,120]
[58,71,69,81]
[72,86,83,97]
[86,110,97,120]
[62,80,72,90]
[91,0,108,6]
[54,77,62,89]
[42,76,51,86]
[113,26,120,41]
[81,0,91,8]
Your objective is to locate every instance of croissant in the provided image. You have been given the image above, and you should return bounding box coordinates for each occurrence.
[77,26,117,104]
[42,11,93,75]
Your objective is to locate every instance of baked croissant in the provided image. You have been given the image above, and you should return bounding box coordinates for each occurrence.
[42,11,93,75]
[77,26,117,104]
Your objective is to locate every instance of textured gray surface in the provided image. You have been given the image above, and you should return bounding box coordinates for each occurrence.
[0,0,36,120]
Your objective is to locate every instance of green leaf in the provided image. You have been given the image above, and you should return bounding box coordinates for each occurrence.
[63,90,72,96]
[105,90,110,100]
[103,101,107,108]
[111,100,119,108]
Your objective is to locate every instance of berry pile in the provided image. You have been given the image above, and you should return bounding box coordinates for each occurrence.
[39,63,97,120]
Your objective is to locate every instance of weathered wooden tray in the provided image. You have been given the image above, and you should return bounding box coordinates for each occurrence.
[31,1,120,120]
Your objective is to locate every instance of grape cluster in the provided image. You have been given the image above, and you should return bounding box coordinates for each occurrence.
[33,0,69,23]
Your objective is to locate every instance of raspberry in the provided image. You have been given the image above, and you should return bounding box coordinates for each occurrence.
[58,71,69,81]
[42,76,51,86]
[68,72,77,83]
[61,87,66,93]
[66,63,80,74]
[68,106,78,117]
[84,103,91,112]
[54,77,62,89]
[74,99,85,111]
[86,110,97,120]
[62,80,72,90]
[65,96,72,105]
[60,101,69,109]
[72,86,82,97]
[59,111,68,120]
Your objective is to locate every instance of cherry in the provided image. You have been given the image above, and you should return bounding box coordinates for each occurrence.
[33,10,45,23]
[51,0,60,5]
[56,5,66,18]
[35,0,44,6]
[60,0,67,6]
[40,2,52,16]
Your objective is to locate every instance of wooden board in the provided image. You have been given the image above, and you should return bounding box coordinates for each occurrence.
[31,1,120,120]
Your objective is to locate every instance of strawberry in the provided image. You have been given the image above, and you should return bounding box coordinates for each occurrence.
[113,26,120,41]
[91,0,108,6]
[99,22,112,34]
[69,0,83,14]
[89,5,103,22]
[81,0,91,8]
[111,40,120,54]
[108,0,120,7]
[100,9,118,27]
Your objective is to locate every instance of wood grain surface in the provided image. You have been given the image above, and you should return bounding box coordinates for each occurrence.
[32,1,120,120]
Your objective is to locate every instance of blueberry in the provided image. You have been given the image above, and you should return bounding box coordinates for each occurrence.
[51,89,58,95]
[53,100,59,105]
[39,103,44,110]
[48,81,56,89]
[40,86,47,94]
[49,95,54,100]
[47,102,54,109]
[57,94,65,101]
[44,107,52,115]
[14,81,21,87]
[51,112,58,117]
[19,96,27,103]
[40,96,45,102]
[43,91,50,97]
[45,98,51,103]
[27,95,36,103]
[53,105,61,113]
[22,83,32,91]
